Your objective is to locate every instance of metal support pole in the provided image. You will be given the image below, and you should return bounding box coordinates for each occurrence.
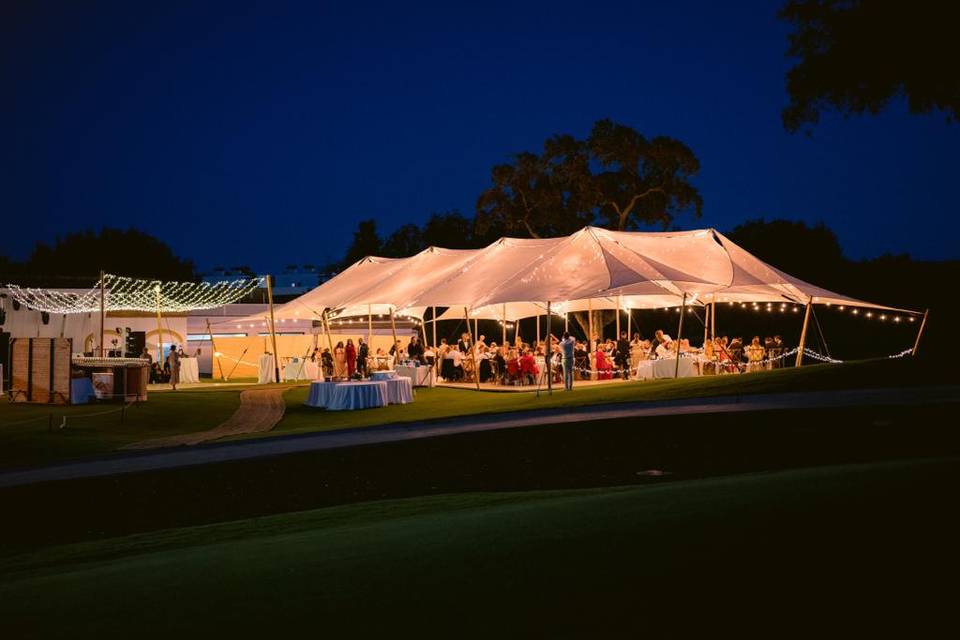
[911,309,929,356]
[675,292,687,378]
[545,301,553,395]
[795,299,814,367]
[266,275,281,383]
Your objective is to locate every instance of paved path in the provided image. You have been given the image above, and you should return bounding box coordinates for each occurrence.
[123,387,292,450]
[1,385,956,489]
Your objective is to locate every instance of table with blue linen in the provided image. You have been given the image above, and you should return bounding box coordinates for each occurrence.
[304,381,340,408]
[382,376,414,404]
[327,380,389,411]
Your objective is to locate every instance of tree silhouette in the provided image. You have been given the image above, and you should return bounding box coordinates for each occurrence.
[780,0,959,133]
[725,218,845,287]
[341,219,383,267]
[382,224,425,257]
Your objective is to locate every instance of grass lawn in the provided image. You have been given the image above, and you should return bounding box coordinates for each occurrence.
[0,357,953,471]
[2,457,957,636]
[271,355,956,436]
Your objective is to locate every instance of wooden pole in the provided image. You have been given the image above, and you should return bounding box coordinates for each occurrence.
[464,307,480,390]
[545,301,553,395]
[911,309,929,356]
[674,292,687,378]
[389,307,399,368]
[564,311,569,333]
[266,275,281,383]
[536,313,541,345]
[588,298,594,379]
[432,306,438,350]
[627,306,631,339]
[321,310,335,355]
[99,270,106,357]
[616,294,621,339]
[501,304,507,348]
[206,319,225,381]
[795,299,814,367]
[711,300,716,341]
[367,304,373,346]
[703,302,710,348]
[154,284,163,363]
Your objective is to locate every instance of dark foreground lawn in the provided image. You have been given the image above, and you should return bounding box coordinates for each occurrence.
[2,458,958,637]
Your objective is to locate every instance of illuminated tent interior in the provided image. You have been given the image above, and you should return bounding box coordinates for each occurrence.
[250,227,909,326]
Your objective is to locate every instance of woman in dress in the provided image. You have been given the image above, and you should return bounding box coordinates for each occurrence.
[745,336,765,372]
[334,341,346,379]
[166,344,181,391]
[630,333,644,369]
[345,338,357,378]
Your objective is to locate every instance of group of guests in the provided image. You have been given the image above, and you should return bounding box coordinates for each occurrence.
[703,334,788,372]
[311,335,431,380]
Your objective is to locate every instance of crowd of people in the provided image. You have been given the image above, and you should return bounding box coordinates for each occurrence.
[304,329,790,387]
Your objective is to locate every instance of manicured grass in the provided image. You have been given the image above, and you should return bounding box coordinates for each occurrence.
[0,357,953,470]
[2,458,957,636]
[271,356,955,436]
[0,386,260,469]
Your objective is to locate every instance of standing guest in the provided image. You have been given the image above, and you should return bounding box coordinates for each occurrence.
[321,348,334,378]
[561,332,576,391]
[334,341,347,379]
[616,331,631,379]
[166,344,181,391]
[345,338,357,378]
[458,332,472,353]
[141,347,153,367]
[357,338,369,377]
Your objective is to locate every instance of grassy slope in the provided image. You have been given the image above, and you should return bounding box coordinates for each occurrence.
[0,357,953,470]
[271,356,953,435]
[2,458,957,636]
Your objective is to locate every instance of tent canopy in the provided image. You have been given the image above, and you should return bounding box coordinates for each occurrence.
[239,227,911,324]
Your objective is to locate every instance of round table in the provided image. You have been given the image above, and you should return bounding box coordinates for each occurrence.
[382,376,414,404]
[304,381,340,408]
[327,380,389,411]
[179,357,200,384]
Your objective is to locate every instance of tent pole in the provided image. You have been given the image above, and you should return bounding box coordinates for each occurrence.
[703,302,710,348]
[266,275,281,383]
[389,307,399,369]
[564,311,569,333]
[536,313,541,345]
[419,315,429,352]
[546,301,553,395]
[588,298,594,379]
[321,310,335,361]
[911,309,929,356]
[616,294,621,339]
[795,299,814,367]
[627,306,631,339]
[464,307,480,391]
[711,300,716,341]
[674,292,687,378]
[100,270,106,357]
[206,319,225,381]
[432,306,437,350]
[154,285,163,364]
[501,304,507,349]
[367,304,372,346]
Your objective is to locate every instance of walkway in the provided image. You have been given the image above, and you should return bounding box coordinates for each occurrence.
[123,386,292,450]
[1,385,957,488]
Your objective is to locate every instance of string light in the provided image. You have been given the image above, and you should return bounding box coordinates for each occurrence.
[6,273,264,314]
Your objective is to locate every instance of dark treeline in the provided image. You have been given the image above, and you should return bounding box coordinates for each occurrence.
[0,228,197,285]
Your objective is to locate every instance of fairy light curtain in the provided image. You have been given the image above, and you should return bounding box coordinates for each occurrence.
[6,273,264,314]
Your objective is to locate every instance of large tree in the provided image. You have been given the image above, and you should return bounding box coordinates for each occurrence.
[341,219,382,268]
[725,218,845,288]
[23,228,196,282]
[588,119,703,231]
[780,0,959,133]
[381,223,425,257]
[476,120,702,237]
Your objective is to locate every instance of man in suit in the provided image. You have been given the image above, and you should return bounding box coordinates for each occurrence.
[615,331,631,378]
[407,335,425,364]
[357,338,369,377]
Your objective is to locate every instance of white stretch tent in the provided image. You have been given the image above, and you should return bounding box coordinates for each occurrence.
[248,227,906,325]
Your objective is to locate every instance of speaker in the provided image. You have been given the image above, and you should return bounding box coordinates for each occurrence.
[0,331,10,390]
[125,331,146,358]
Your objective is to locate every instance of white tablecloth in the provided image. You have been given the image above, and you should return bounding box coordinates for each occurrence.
[258,354,275,384]
[327,380,389,411]
[304,381,340,408]
[179,357,200,384]
[283,359,320,381]
[395,365,435,387]
[383,377,415,404]
[636,358,699,379]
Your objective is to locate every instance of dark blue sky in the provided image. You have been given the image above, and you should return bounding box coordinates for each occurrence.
[2,1,957,272]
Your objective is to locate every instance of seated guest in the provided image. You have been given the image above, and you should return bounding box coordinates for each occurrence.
[519,348,539,385]
[596,347,613,380]
[441,345,464,381]
[649,330,665,358]
[655,335,675,359]
[574,342,590,380]
[745,336,765,372]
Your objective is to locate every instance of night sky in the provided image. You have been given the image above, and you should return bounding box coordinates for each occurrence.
[2,0,957,273]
